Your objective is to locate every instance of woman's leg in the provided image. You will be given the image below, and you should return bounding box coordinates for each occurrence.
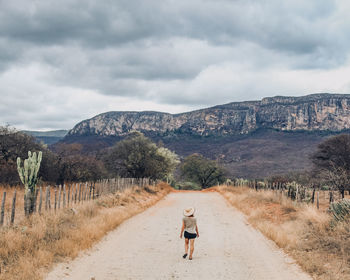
[185,238,189,254]
[189,239,195,259]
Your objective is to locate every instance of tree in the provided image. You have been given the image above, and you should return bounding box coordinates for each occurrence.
[103,132,179,180]
[0,126,59,184]
[0,126,108,185]
[311,134,350,198]
[53,143,107,183]
[155,147,180,182]
[181,154,226,189]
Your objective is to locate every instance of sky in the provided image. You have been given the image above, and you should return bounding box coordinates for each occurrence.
[1,0,350,131]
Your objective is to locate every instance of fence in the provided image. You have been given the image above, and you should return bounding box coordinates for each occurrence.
[228,179,349,210]
[0,177,154,227]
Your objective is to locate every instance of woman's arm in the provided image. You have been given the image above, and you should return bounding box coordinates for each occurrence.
[180,220,185,238]
[196,225,199,237]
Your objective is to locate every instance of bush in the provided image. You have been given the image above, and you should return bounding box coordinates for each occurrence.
[330,199,350,222]
[175,181,202,190]
[181,154,226,188]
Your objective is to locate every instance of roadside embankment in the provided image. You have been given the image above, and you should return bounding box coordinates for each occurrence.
[0,183,171,280]
[216,185,350,280]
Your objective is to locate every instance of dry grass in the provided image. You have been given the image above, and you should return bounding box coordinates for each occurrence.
[0,182,171,280]
[0,184,80,225]
[0,186,27,224]
[216,186,350,280]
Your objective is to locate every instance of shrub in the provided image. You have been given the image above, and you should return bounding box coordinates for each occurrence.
[330,199,350,222]
[175,181,202,190]
[181,154,226,188]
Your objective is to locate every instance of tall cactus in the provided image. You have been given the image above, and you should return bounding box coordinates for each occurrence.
[17,151,42,215]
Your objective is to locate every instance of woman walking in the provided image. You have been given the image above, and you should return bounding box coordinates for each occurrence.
[180,207,199,260]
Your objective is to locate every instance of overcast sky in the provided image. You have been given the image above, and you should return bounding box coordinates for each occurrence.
[1,0,350,130]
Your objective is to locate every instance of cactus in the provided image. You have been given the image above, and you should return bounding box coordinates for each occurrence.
[330,199,350,222]
[17,151,42,215]
[286,181,298,200]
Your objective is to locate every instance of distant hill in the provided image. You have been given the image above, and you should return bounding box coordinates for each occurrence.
[23,130,68,145]
[60,93,350,178]
[68,93,350,137]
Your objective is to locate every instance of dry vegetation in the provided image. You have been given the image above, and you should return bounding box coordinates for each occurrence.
[0,185,58,225]
[0,182,171,280]
[216,185,350,280]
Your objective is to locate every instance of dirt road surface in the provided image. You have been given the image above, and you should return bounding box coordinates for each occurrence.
[46,192,312,280]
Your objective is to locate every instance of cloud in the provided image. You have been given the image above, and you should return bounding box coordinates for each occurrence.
[0,0,350,130]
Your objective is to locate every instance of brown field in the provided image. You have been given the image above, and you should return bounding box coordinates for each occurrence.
[216,185,350,280]
[0,182,171,280]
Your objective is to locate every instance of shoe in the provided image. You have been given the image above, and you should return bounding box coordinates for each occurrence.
[183,253,188,259]
[189,256,192,260]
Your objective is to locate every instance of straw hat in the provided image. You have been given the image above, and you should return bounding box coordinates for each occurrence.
[183,207,195,217]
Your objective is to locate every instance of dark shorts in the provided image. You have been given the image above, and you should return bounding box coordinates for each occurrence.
[184,231,197,239]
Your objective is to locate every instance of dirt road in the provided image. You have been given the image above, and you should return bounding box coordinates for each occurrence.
[46,192,312,280]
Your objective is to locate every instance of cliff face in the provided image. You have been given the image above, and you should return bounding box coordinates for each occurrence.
[68,94,350,137]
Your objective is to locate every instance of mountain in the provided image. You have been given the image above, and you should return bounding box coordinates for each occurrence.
[62,93,350,178]
[68,93,350,137]
[23,130,68,145]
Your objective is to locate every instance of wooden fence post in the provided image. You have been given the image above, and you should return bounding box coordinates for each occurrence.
[48,186,51,210]
[24,192,28,217]
[81,183,87,201]
[81,184,85,202]
[71,184,74,203]
[311,188,315,204]
[33,188,39,213]
[1,192,6,226]
[10,190,16,225]
[38,187,43,214]
[34,187,39,212]
[78,184,82,203]
[54,189,57,212]
[329,191,334,204]
[45,186,50,210]
[74,184,78,203]
[58,185,62,209]
[100,180,104,196]
[67,184,71,206]
[63,185,66,208]
[316,191,319,209]
[296,186,299,202]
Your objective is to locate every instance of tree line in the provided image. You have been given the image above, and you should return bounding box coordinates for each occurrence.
[264,134,350,198]
[0,126,226,188]
[3,125,350,195]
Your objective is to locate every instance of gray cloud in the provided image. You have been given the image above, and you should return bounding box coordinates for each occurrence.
[0,0,350,130]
